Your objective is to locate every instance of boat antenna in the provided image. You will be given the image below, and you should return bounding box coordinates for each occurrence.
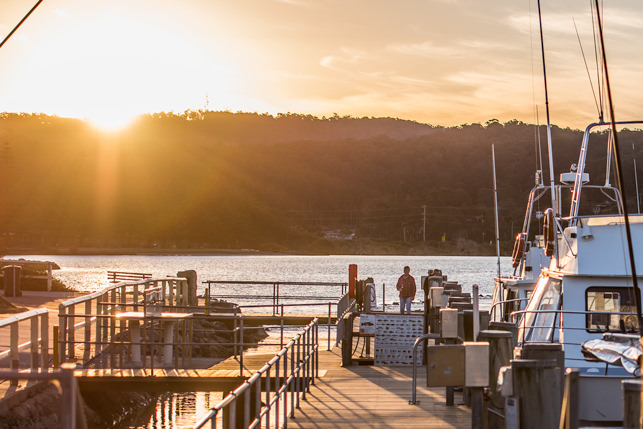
[0,1,45,50]
[573,17,601,120]
[536,0,558,263]
[492,145,501,279]
[536,109,544,175]
[593,0,643,335]
[591,0,605,122]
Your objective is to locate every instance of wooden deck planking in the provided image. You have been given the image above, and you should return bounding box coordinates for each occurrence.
[286,349,471,428]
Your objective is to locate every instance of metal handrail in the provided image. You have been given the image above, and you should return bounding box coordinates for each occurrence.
[0,364,80,429]
[410,333,440,405]
[194,318,320,429]
[205,280,348,317]
[0,307,48,328]
[512,308,640,344]
[490,297,530,320]
[0,308,49,374]
[57,277,189,368]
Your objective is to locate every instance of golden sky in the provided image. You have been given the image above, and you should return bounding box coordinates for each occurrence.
[1,0,642,130]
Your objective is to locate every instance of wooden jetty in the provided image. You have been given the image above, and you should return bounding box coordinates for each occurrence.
[287,348,470,428]
[0,271,483,429]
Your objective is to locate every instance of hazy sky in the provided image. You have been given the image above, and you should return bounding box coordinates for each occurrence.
[1,0,642,130]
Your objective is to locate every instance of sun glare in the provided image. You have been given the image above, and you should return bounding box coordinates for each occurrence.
[86,110,139,133]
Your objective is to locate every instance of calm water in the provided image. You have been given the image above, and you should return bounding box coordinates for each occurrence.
[4,254,511,428]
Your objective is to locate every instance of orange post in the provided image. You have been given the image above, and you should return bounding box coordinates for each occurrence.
[348,264,358,299]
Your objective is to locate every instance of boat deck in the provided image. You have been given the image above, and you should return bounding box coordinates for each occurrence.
[286,348,471,428]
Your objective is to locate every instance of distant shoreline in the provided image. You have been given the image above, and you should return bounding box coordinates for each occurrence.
[1,241,507,257]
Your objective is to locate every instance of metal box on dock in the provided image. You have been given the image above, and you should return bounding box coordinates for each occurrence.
[464,341,489,387]
[440,308,459,338]
[426,345,465,387]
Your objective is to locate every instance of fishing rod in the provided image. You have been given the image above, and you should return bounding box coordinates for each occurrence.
[536,0,558,264]
[593,0,643,336]
[0,0,44,50]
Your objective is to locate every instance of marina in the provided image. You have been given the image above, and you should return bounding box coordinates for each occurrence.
[0,258,496,427]
[2,0,643,427]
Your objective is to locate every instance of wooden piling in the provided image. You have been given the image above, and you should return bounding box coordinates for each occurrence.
[622,379,642,429]
[478,329,513,429]
[511,358,561,429]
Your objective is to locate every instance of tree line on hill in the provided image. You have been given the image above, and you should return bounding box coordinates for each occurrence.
[0,111,640,255]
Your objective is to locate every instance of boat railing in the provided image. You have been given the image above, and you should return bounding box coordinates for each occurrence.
[489,297,530,321]
[511,308,640,345]
[193,318,320,429]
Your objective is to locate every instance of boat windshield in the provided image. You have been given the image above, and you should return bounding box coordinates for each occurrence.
[518,276,561,343]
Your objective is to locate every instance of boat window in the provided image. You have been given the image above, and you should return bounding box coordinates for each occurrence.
[518,277,561,343]
[586,287,638,332]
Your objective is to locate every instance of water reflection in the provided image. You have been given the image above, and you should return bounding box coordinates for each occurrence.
[127,391,223,429]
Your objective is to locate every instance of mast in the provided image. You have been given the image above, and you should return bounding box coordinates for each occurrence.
[593,0,643,335]
[536,0,558,264]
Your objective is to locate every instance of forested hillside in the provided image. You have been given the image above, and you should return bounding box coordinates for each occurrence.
[0,111,639,255]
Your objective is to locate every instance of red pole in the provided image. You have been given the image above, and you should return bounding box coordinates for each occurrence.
[348,264,358,299]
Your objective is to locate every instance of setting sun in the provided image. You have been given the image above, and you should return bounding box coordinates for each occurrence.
[85,109,139,132]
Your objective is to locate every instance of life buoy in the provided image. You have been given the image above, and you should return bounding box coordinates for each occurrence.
[543,208,556,257]
[511,232,527,268]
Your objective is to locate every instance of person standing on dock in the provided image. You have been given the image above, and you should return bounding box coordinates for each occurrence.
[396,266,416,314]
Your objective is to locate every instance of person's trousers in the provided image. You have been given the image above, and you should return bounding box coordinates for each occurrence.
[399,296,412,314]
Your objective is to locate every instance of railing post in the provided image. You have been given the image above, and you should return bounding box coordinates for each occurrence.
[133,284,139,312]
[233,307,238,361]
[289,342,295,418]
[58,303,67,365]
[239,317,244,376]
[67,304,75,359]
[109,290,116,368]
[383,283,386,309]
[84,300,92,364]
[560,368,580,429]
[53,326,59,369]
[315,321,319,381]
[275,358,280,429]
[296,336,302,407]
[30,315,38,370]
[280,305,284,350]
[306,326,311,393]
[272,283,277,316]
[60,363,77,429]
[10,323,18,385]
[265,365,271,428]
[167,279,174,308]
[47,262,53,292]
[40,312,49,371]
[327,302,331,351]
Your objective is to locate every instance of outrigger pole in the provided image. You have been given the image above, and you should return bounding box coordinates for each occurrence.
[492,145,501,279]
[0,0,44,50]
[536,0,558,264]
[593,0,643,335]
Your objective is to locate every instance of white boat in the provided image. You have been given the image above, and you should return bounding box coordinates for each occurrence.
[491,174,552,322]
[516,120,643,423]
